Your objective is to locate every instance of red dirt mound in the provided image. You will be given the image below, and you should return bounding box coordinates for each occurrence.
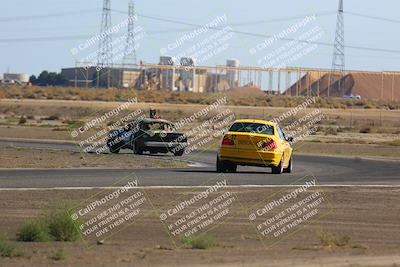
[284,72,400,101]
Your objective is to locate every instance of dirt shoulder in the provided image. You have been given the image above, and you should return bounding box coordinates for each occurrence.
[1,128,400,161]
[0,187,399,266]
[0,146,187,169]
[294,141,400,159]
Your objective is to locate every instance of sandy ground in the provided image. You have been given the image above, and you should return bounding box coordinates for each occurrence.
[294,142,400,159]
[1,98,399,162]
[2,134,400,166]
[0,187,399,266]
[0,147,187,169]
[0,125,71,141]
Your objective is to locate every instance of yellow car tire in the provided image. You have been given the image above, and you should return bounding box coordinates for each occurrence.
[216,157,237,173]
[283,157,292,173]
[271,156,284,174]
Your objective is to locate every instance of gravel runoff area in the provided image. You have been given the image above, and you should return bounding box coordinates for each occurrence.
[0,186,399,267]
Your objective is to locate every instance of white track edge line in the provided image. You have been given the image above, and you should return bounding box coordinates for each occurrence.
[0,184,400,190]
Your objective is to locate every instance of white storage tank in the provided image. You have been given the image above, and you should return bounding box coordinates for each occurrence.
[3,73,30,83]
[179,57,196,92]
[180,57,195,67]
[159,56,176,90]
[226,59,240,88]
[226,59,240,68]
[160,56,176,66]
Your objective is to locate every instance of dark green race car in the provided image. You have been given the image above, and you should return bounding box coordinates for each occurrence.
[106,118,187,156]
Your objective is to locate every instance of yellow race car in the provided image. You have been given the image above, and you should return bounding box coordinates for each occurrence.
[217,119,293,174]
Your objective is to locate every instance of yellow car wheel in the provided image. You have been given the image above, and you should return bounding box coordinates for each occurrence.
[227,163,237,173]
[216,157,225,173]
[283,157,292,173]
[216,157,237,173]
[271,156,284,174]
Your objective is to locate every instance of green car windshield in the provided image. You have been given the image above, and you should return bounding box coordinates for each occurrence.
[143,122,174,131]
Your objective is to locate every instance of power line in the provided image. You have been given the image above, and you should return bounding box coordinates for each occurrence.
[0,9,324,25]
[0,35,93,42]
[111,9,336,27]
[1,8,399,25]
[0,9,100,22]
[0,29,202,43]
[0,29,204,43]
[1,9,400,55]
[345,11,400,24]
[114,10,400,55]
[1,17,399,56]
[229,11,336,26]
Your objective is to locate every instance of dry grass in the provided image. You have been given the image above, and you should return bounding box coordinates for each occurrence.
[0,187,398,266]
[181,234,217,249]
[1,85,400,109]
[293,231,368,251]
[1,99,399,130]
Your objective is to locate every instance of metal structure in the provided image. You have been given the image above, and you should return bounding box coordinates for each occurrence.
[72,61,400,101]
[97,0,112,88]
[97,0,113,67]
[331,0,345,94]
[332,0,345,72]
[122,1,137,66]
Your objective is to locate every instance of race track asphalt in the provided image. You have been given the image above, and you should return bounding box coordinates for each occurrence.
[0,140,399,188]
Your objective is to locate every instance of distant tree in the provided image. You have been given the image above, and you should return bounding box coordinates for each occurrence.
[47,72,58,85]
[55,73,69,86]
[29,75,37,84]
[33,71,68,86]
[37,71,49,85]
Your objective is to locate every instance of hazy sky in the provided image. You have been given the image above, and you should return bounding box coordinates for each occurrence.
[1,0,399,75]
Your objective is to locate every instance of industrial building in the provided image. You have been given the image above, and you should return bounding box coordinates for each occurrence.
[61,58,241,93]
[61,66,141,88]
[57,61,400,101]
[53,0,400,101]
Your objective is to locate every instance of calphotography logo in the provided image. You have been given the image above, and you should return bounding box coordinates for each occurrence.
[159,14,234,65]
[246,176,333,249]
[157,176,242,247]
[251,16,325,68]
[68,97,145,156]
[68,176,152,247]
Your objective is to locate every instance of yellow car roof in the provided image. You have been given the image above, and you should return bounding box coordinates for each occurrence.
[233,119,277,126]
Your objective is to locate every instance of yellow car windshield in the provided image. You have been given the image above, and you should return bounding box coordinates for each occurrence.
[228,122,274,135]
